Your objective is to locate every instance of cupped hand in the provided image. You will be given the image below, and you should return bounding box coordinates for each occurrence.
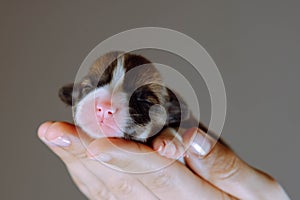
[38,121,290,200]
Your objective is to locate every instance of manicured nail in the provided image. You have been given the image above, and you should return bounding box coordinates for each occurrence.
[189,130,212,156]
[90,153,112,162]
[49,136,71,147]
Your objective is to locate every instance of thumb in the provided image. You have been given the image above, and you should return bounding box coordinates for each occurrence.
[183,128,290,200]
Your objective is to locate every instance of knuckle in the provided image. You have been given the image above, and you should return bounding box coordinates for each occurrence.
[211,150,241,181]
[74,151,88,160]
[113,179,133,195]
[62,148,87,165]
[150,171,173,190]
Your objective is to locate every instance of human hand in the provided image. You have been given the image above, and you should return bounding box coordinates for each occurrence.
[38,121,290,200]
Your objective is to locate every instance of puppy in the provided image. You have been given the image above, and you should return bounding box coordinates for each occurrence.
[59,51,207,159]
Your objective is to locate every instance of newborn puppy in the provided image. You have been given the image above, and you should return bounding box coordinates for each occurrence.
[59,51,206,159]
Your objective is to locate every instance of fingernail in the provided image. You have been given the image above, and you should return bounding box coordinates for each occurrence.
[189,129,212,156]
[90,153,112,162]
[49,136,71,147]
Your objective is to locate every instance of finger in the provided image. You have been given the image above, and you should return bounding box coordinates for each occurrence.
[87,138,171,173]
[86,138,165,200]
[38,122,157,200]
[87,138,235,200]
[38,122,118,199]
[152,127,185,160]
[183,128,291,200]
[83,159,159,200]
[38,121,92,163]
[66,160,119,200]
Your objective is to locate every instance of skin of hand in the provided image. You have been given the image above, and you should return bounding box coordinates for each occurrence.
[38,121,290,200]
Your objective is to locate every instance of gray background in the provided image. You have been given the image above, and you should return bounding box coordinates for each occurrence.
[0,0,299,199]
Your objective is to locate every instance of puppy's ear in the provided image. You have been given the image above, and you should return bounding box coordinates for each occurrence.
[59,83,74,106]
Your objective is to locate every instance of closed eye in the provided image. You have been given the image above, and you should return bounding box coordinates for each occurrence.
[136,97,155,105]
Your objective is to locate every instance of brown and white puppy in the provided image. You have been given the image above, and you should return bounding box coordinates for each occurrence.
[59,51,206,159]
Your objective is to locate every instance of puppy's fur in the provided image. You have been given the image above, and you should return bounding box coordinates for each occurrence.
[59,51,208,158]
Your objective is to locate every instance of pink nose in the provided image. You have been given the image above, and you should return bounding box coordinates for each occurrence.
[96,104,115,121]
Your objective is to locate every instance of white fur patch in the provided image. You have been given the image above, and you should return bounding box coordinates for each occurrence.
[110,56,125,89]
[74,87,109,138]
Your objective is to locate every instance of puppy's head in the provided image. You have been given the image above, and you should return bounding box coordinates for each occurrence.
[59,51,171,141]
